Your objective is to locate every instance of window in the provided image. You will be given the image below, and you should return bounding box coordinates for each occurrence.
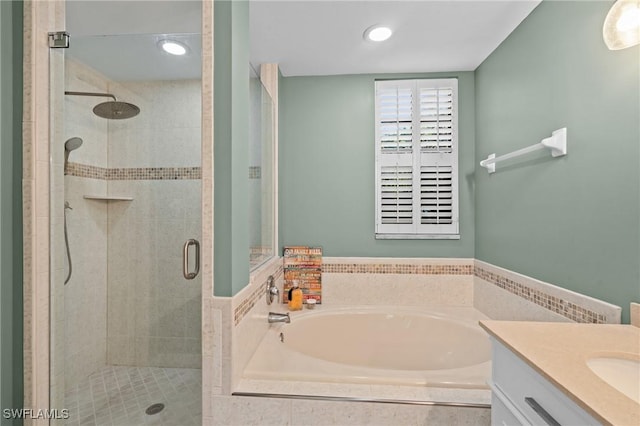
[375,78,459,239]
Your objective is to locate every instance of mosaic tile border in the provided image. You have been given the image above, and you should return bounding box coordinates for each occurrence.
[234,265,284,326]
[65,162,108,179]
[318,260,607,323]
[66,162,201,180]
[108,166,201,180]
[249,166,261,179]
[322,263,473,275]
[474,266,606,324]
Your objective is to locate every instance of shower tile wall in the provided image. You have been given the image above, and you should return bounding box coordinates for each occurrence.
[106,79,202,368]
[60,59,201,396]
[62,59,110,388]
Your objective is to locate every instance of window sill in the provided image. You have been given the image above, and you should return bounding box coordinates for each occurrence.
[375,233,461,240]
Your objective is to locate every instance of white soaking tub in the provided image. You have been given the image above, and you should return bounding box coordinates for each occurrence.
[243,306,492,389]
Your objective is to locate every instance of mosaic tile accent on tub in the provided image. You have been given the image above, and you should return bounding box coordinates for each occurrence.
[65,162,201,180]
[322,263,473,275]
[234,265,284,326]
[474,265,607,324]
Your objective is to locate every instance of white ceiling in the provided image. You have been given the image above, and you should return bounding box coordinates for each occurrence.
[65,0,541,81]
[250,0,541,76]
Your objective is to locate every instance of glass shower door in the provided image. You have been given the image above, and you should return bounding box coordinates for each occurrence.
[49,4,203,424]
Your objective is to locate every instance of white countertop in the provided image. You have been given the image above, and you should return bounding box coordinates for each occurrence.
[480,321,640,426]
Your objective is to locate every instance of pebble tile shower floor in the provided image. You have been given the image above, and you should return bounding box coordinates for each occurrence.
[64,366,201,426]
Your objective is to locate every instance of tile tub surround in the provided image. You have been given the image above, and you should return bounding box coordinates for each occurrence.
[318,257,620,323]
[474,260,621,324]
[207,256,285,400]
[321,257,475,307]
[214,258,490,426]
[632,303,640,328]
[234,263,284,326]
[205,257,621,426]
[208,394,490,426]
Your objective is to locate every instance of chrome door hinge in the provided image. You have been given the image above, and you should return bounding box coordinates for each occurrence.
[48,31,70,48]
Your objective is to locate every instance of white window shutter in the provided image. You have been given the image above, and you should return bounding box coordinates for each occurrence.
[380,165,413,225]
[377,86,413,153]
[375,79,459,237]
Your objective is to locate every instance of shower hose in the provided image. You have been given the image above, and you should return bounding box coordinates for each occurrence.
[64,201,73,285]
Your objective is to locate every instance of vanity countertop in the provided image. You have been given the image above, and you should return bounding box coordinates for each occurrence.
[479,321,640,426]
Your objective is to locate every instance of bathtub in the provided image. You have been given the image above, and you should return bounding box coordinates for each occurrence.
[242,306,492,389]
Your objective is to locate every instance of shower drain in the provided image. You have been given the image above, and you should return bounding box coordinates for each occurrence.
[145,403,165,415]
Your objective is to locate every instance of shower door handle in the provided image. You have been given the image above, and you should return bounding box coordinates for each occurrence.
[183,239,200,280]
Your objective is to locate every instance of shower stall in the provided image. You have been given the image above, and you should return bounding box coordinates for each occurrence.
[48,2,203,425]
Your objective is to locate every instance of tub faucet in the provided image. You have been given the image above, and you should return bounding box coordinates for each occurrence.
[268,312,290,324]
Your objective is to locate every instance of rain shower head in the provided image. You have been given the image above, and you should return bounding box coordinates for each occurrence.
[64,91,140,120]
[93,101,140,120]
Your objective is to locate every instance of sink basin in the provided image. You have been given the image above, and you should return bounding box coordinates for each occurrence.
[587,357,640,404]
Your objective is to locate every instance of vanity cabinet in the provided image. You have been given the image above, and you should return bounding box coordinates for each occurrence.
[489,338,599,426]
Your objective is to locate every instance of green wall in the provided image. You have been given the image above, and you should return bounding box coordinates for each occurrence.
[279,72,475,258]
[214,0,250,296]
[475,1,640,323]
[0,1,23,423]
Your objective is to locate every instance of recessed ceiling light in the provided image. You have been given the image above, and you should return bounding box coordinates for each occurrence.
[364,25,393,42]
[159,40,188,56]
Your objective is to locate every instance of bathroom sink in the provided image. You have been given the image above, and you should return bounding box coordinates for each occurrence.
[587,356,640,404]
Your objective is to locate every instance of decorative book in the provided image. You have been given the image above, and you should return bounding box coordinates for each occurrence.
[283,246,322,304]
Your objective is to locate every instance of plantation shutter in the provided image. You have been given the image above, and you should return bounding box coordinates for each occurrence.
[375,79,459,237]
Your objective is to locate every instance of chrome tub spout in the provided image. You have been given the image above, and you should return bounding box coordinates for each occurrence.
[268,312,291,324]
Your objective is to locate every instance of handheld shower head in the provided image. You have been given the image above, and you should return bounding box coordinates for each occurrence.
[65,137,83,152]
[64,137,83,171]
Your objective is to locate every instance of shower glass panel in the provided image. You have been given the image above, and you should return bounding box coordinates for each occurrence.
[249,66,276,269]
[49,22,202,426]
